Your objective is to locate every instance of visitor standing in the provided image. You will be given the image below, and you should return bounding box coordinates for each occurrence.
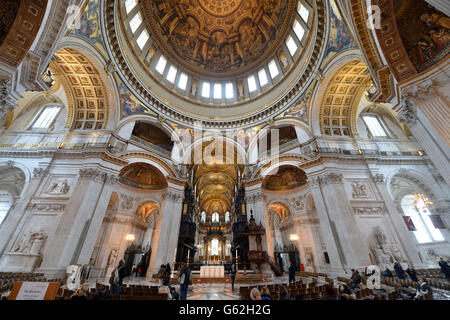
[179,262,192,300]
[394,262,406,280]
[157,264,167,287]
[288,261,296,283]
[438,258,450,282]
[230,260,237,292]
[110,260,126,295]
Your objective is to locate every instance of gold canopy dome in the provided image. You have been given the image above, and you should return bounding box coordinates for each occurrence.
[142,0,297,77]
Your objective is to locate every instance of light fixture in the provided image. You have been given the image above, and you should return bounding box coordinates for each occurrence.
[125,234,136,241]
[358,149,363,155]
[289,234,299,241]
[418,150,424,156]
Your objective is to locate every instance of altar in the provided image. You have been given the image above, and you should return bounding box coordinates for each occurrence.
[200,266,225,278]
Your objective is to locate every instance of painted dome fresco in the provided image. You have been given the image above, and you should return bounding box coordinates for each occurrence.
[142,0,296,76]
[108,0,326,128]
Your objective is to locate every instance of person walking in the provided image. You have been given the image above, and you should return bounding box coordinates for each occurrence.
[438,258,450,282]
[394,262,406,280]
[288,261,296,284]
[230,260,237,292]
[110,260,126,295]
[178,262,192,300]
[157,264,167,287]
[414,278,433,300]
[406,266,418,282]
[350,269,362,290]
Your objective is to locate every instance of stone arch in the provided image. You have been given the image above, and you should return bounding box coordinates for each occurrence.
[262,165,308,191]
[119,162,168,190]
[136,200,160,225]
[308,50,367,136]
[387,168,438,202]
[50,47,109,130]
[181,134,247,166]
[268,201,291,221]
[318,60,372,136]
[248,118,314,162]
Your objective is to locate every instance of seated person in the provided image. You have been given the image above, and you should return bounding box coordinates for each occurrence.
[261,287,272,300]
[339,284,354,300]
[170,287,180,300]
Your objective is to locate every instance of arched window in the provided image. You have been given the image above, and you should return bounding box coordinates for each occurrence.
[0,191,13,226]
[211,239,219,255]
[362,114,389,138]
[201,211,206,223]
[225,211,230,223]
[401,194,444,244]
[30,105,61,130]
[212,212,220,223]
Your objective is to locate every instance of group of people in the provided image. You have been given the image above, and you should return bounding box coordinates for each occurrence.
[249,284,354,301]
[157,262,192,300]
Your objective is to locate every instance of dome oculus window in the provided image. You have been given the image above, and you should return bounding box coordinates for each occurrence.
[125,0,137,14]
[268,60,279,79]
[363,115,388,137]
[31,105,61,129]
[258,69,269,87]
[293,20,305,42]
[166,65,177,83]
[136,29,149,49]
[248,75,257,93]
[225,83,234,99]
[129,13,142,33]
[178,73,188,90]
[298,3,310,23]
[202,82,211,98]
[155,55,167,75]
[214,83,222,99]
[286,36,298,56]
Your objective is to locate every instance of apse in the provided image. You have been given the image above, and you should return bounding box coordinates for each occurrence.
[262,166,308,191]
[119,163,168,190]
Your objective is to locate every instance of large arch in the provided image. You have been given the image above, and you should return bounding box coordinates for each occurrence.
[317,60,373,137]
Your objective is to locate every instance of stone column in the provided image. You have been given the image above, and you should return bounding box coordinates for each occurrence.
[146,187,184,277]
[0,168,48,257]
[40,168,109,275]
[75,174,119,265]
[307,173,349,274]
[398,91,450,187]
[371,173,422,267]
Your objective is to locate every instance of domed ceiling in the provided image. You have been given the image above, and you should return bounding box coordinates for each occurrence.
[142,0,297,77]
[119,163,168,190]
[262,165,307,191]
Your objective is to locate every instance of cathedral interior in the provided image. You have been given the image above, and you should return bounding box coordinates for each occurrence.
[0,0,449,301]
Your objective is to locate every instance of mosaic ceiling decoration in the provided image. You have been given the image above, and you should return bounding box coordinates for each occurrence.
[119,162,168,190]
[142,0,297,76]
[262,165,308,191]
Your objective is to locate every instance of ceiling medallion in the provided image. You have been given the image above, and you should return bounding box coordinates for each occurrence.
[142,0,296,77]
